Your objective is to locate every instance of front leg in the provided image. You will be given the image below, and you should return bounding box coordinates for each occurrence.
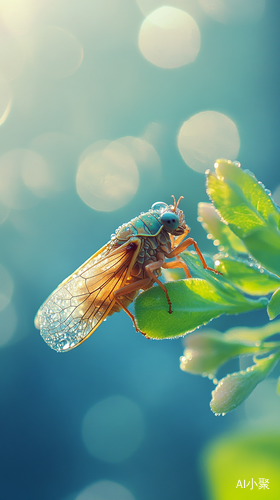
[170,226,190,249]
[165,238,222,275]
[169,227,192,278]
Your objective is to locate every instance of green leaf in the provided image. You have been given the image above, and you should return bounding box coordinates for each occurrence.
[243,227,280,276]
[277,377,280,396]
[206,159,280,238]
[198,202,247,254]
[180,250,270,303]
[180,329,265,376]
[134,278,268,339]
[179,250,234,297]
[214,256,280,296]
[206,159,280,278]
[210,352,280,414]
[268,287,280,320]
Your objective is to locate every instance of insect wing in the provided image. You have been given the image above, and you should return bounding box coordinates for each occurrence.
[35,239,140,352]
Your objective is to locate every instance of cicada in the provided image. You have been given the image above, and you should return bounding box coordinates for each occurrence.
[35,196,220,352]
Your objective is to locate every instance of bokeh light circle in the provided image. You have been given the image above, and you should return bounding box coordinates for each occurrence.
[76,142,139,212]
[0,264,13,311]
[138,6,200,68]
[81,395,145,463]
[177,111,240,172]
[116,136,161,174]
[136,0,204,20]
[0,302,17,348]
[31,26,83,78]
[21,154,54,198]
[199,0,265,24]
[76,480,136,500]
[0,149,52,209]
[29,132,77,192]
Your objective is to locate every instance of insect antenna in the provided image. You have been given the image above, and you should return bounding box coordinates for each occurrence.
[171,195,184,211]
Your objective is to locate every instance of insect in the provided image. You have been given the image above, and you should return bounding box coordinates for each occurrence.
[35,196,220,352]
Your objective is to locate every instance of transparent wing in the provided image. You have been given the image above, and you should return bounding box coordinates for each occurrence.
[35,239,140,352]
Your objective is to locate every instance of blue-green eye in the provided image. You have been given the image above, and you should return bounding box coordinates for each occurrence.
[160,212,179,230]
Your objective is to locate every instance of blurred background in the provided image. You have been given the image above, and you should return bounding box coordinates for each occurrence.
[0,0,280,499]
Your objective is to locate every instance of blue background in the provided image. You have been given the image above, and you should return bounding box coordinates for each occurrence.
[0,1,279,499]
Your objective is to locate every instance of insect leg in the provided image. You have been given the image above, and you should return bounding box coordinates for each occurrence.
[165,237,222,275]
[113,278,152,336]
[162,259,191,278]
[173,227,191,247]
[169,227,192,276]
[144,259,173,314]
[170,227,190,249]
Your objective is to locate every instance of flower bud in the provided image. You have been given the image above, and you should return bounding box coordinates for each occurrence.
[210,353,280,414]
[180,330,260,376]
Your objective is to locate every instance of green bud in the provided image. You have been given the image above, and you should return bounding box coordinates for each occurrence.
[180,330,261,377]
[210,353,280,415]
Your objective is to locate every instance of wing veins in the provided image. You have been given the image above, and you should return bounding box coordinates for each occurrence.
[39,239,140,351]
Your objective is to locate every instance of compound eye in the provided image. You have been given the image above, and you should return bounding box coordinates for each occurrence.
[160,211,179,230]
[151,201,168,213]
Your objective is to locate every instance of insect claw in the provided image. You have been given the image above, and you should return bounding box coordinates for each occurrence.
[140,330,151,339]
[206,266,223,276]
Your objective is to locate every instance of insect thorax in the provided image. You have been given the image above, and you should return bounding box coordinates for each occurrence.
[111,211,172,280]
